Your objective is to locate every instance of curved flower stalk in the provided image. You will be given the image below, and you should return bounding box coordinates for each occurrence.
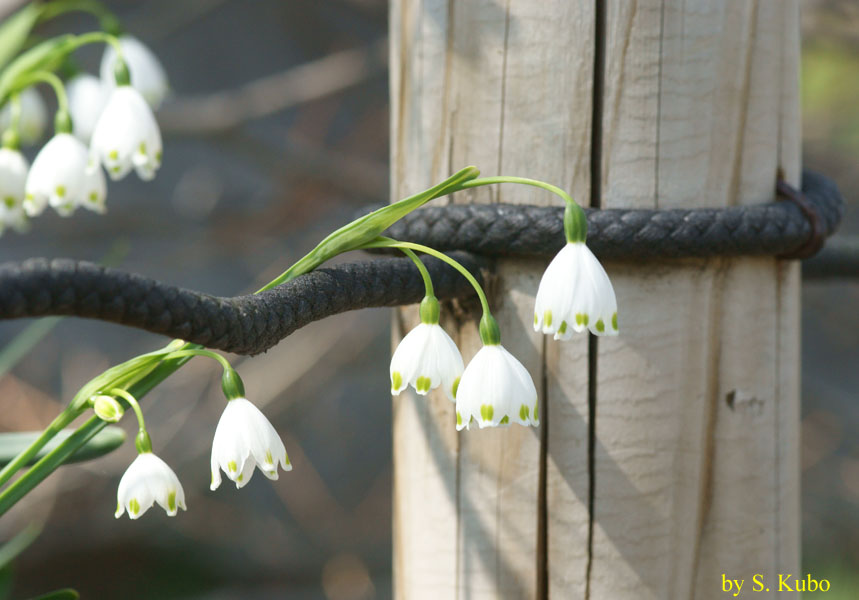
[67,73,109,142]
[534,241,618,338]
[455,315,539,430]
[0,146,29,234]
[0,88,47,145]
[100,35,168,109]
[115,451,186,519]
[210,370,291,490]
[24,133,92,216]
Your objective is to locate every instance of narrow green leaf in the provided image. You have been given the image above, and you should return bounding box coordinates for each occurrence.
[0,523,41,570]
[0,426,125,468]
[0,3,43,71]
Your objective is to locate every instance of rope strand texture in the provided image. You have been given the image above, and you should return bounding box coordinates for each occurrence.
[382,170,843,260]
[0,170,844,355]
[0,254,488,355]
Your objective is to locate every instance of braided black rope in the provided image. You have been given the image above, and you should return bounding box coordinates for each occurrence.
[381,170,843,260]
[0,170,844,355]
[0,254,488,355]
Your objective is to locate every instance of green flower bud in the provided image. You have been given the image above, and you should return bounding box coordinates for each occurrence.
[92,395,124,423]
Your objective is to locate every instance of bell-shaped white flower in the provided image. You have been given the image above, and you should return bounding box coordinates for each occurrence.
[0,88,47,145]
[101,35,168,109]
[90,85,162,181]
[67,73,109,142]
[534,242,618,339]
[391,322,464,401]
[455,344,539,430]
[0,147,29,234]
[24,133,91,217]
[210,397,291,490]
[115,452,186,519]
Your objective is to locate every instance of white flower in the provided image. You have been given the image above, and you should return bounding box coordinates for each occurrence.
[533,242,618,339]
[90,85,162,181]
[67,73,109,142]
[81,160,107,214]
[115,452,186,519]
[455,344,539,430]
[0,87,47,145]
[0,147,29,234]
[210,397,291,490]
[101,35,168,109]
[24,133,91,217]
[391,322,464,401]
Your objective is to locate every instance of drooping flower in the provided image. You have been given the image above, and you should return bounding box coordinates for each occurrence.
[81,160,107,214]
[210,397,291,490]
[115,452,186,519]
[90,85,162,181]
[67,73,109,142]
[24,133,91,216]
[100,35,168,109]
[390,296,464,401]
[455,344,539,430]
[0,87,47,145]
[0,147,29,234]
[533,242,618,339]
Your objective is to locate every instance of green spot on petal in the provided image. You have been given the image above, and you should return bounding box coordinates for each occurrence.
[558,321,567,334]
[227,460,238,473]
[391,371,403,391]
[138,142,147,154]
[452,376,460,399]
[237,474,243,482]
[534,401,539,421]
[111,166,121,174]
[456,411,463,426]
[156,150,162,162]
[89,191,98,201]
[55,185,65,197]
[416,376,431,393]
[543,310,552,327]
[533,313,538,326]
[596,319,605,333]
[480,404,494,422]
[500,416,509,425]
[129,498,140,516]
[265,450,274,465]
[167,491,176,511]
[109,149,119,160]
[612,312,618,331]
[520,404,529,421]
[4,196,15,208]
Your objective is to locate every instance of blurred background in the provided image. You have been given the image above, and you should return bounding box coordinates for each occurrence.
[0,0,855,598]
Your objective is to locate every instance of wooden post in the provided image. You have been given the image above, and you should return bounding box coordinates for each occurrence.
[390,1,800,598]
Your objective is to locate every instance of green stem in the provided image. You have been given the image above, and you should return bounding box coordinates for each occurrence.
[256,166,480,293]
[107,388,144,431]
[38,0,121,34]
[400,247,434,298]
[0,405,83,489]
[0,415,102,516]
[66,30,122,56]
[453,175,587,242]
[161,348,232,371]
[361,237,490,317]
[457,175,574,204]
[15,70,67,115]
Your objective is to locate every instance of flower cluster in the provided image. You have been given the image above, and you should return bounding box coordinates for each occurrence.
[110,367,291,520]
[390,200,617,431]
[0,35,166,236]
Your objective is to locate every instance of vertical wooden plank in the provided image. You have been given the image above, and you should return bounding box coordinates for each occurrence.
[391,1,594,598]
[590,1,802,599]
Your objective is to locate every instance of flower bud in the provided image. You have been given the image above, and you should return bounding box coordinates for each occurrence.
[92,395,124,422]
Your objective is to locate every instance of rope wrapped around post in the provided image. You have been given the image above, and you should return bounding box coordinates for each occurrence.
[0,170,845,355]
